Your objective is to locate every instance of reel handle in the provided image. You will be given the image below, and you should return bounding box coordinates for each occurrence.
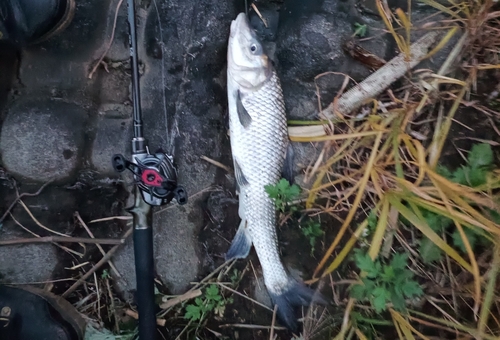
[111,154,129,173]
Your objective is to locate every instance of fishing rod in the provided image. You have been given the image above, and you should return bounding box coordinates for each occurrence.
[111,0,187,338]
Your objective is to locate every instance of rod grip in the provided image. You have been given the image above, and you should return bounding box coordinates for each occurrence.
[133,227,157,340]
[129,187,157,340]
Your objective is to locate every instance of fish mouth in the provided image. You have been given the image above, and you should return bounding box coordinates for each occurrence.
[230,13,250,39]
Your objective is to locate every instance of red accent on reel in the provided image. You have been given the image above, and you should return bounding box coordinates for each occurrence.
[141,169,164,187]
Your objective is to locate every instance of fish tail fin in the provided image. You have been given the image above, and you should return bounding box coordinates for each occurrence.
[268,280,328,333]
[225,219,252,260]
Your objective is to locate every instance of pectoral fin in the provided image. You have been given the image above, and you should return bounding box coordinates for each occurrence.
[236,90,252,128]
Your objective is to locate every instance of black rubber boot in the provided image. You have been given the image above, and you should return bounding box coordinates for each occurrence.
[0,285,86,340]
[0,0,75,46]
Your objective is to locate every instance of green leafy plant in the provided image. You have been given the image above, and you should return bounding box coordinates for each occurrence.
[229,268,240,286]
[184,284,232,322]
[353,22,368,37]
[84,324,137,340]
[350,250,423,313]
[417,143,495,263]
[101,269,110,280]
[443,143,494,187]
[301,220,323,254]
[265,178,301,212]
[351,311,393,340]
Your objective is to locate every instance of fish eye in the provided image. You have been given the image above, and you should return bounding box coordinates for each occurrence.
[250,43,259,54]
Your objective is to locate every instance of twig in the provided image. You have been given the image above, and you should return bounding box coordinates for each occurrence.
[88,0,124,79]
[125,309,166,327]
[219,324,286,330]
[9,213,83,257]
[94,272,101,317]
[0,236,124,246]
[200,156,232,173]
[62,227,133,298]
[189,260,235,292]
[3,277,76,285]
[0,180,52,223]
[75,212,122,278]
[19,200,69,238]
[270,304,278,340]
[105,278,120,334]
[159,289,202,309]
[251,3,268,27]
[320,31,442,119]
[89,216,132,223]
[216,282,273,312]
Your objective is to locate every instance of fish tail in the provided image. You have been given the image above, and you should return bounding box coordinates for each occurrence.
[268,280,328,333]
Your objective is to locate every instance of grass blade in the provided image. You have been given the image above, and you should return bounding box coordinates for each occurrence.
[314,132,383,277]
[389,195,473,273]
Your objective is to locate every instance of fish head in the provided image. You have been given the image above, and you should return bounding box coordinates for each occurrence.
[227,13,271,90]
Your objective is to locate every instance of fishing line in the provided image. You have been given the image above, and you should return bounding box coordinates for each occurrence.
[152,0,170,152]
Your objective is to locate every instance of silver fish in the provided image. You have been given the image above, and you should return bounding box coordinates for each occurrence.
[225,12,321,332]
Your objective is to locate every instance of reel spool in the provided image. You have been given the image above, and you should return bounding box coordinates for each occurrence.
[111,151,187,207]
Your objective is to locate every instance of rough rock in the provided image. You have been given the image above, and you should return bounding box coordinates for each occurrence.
[0,99,86,182]
[276,0,390,119]
[113,199,203,297]
[0,226,58,285]
[91,116,132,174]
[17,0,119,100]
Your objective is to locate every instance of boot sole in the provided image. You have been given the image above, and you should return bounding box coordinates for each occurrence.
[0,285,86,339]
[29,0,76,45]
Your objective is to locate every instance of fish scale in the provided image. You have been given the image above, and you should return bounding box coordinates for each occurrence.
[233,70,289,291]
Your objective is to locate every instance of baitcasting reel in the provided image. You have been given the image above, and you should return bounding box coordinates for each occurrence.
[111,150,188,207]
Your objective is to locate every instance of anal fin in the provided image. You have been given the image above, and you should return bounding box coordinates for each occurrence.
[234,159,249,188]
[225,219,252,260]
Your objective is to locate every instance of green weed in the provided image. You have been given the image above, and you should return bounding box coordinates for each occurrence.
[416,143,494,263]
[184,284,232,322]
[265,178,301,212]
[84,324,137,340]
[301,220,323,255]
[353,22,368,37]
[350,250,423,313]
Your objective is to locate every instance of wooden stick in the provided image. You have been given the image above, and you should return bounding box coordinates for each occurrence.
[320,31,441,119]
[219,324,286,330]
[125,309,166,327]
[0,236,124,246]
[159,289,202,309]
[0,180,53,223]
[62,227,133,298]
[88,0,124,79]
[74,212,122,278]
[269,304,278,340]
[200,155,232,173]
